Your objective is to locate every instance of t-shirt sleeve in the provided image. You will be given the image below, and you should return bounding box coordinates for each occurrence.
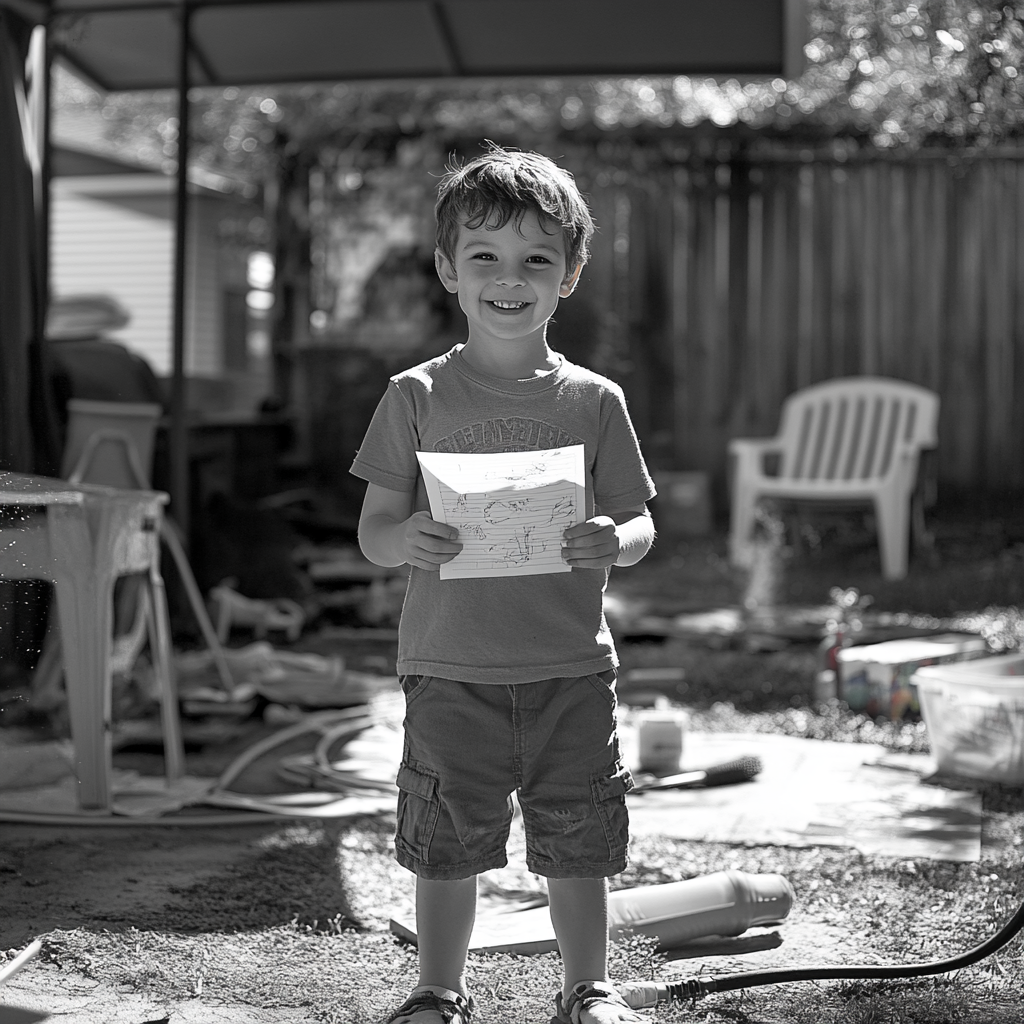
[592,385,657,511]
[349,380,420,492]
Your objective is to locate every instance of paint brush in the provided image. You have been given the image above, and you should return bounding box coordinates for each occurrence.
[632,755,763,792]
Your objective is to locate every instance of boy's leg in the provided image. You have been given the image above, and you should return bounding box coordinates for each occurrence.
[547,876,608,997]
[516,674,643,1022]
[387,876,477,1024]
[416,874,478,995]
[391,676,517,1021]
[548,877,644,1024]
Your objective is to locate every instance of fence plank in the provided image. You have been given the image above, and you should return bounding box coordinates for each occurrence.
[578,146,1024,495]
[985,160,1017,487]
[956,162,984,488]
[796,163,814,387]
[671,167,692,463]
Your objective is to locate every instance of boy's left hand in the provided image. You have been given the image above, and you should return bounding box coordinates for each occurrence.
[562,516,620,569]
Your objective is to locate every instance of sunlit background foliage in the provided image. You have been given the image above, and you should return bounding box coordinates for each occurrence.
[56,0,1024,192]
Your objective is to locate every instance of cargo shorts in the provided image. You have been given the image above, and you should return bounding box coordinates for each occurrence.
[394,670,633,880]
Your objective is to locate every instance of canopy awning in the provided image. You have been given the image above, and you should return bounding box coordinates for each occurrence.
[14,0,804,91]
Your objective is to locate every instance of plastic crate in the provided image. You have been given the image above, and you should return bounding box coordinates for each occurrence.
[913,653,1024,785]
[836,633,989,720]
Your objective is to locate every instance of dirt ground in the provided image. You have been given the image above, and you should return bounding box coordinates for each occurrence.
[0,822,321,1022]
[0,818,874,1023]
[2,497,1022,1021]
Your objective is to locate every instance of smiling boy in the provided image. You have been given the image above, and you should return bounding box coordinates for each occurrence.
[351,145,656,1024]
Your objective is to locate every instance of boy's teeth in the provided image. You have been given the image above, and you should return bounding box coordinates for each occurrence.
[492,300,526,309]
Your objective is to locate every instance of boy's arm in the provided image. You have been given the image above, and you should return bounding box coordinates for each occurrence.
[358,482,462,570]
[562,504,655,569]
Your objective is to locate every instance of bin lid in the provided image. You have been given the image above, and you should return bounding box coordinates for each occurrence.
[913,651,1024,683]
[836,633,988,664]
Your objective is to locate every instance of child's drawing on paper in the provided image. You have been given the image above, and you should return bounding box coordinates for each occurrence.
[547,495,576,523]
[415,445,586,579]
[482,498,531,523]
[493,525,541,566]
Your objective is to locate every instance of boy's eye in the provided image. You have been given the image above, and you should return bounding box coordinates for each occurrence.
[470,252,496,260]
[526,255,553,265]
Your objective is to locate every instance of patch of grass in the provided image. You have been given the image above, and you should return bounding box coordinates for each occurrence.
[619,639,823,713]
[694,976,1024,1024]
[38,911,1024,1024]
[35,824,1024,1023]
[43,925,422,1022]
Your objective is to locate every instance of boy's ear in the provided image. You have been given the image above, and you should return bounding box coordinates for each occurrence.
[559,263,583,298]
[435,249,459,293]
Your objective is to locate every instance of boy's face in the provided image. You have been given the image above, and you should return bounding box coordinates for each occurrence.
[435,209,581,350]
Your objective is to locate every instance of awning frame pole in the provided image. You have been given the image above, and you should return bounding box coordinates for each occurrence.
[169,0,192,537]
[35,16,52,351]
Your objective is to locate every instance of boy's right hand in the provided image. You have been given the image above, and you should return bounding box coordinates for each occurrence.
[402,511,462,570]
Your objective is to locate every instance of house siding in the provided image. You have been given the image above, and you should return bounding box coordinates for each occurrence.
[51,176,224,379]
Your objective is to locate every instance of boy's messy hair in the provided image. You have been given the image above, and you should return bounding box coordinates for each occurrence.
[435,144,595,274]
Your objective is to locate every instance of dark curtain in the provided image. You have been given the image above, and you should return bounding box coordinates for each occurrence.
[0,8,38,472]
[0,7,60,679]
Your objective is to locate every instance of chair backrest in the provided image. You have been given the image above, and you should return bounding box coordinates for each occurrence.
[774,377,939,483]
[61,399,162,489]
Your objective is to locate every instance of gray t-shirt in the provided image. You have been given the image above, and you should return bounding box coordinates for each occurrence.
[350,346,656,683]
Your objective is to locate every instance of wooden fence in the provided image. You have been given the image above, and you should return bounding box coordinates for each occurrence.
[564,143,1024,499]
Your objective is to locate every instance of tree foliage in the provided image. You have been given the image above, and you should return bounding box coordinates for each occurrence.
[55,0,1024,188]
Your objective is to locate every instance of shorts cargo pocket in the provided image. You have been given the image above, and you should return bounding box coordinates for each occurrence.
[590,763,633,858]
[585,670,618,706]
[399,674,431,704]
[395,762,441,864]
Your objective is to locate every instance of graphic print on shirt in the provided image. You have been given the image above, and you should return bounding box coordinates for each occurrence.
[433,417,582,454]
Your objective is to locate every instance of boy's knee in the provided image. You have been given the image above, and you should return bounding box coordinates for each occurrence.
[532,802,593,842]
[523,785,630,876]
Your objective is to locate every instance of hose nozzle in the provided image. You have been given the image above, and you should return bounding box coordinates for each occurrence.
[619,976,717,1008]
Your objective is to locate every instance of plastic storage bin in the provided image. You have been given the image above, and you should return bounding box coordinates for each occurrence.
[912,653,1024,785]
[836,633,989,720]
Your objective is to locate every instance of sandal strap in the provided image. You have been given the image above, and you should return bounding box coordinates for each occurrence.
[559,981,642,1024]
[387,986,473,1024]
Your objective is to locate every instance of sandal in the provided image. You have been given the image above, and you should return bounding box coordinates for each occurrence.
[385,985,473,1024]
[550,981,646,1024]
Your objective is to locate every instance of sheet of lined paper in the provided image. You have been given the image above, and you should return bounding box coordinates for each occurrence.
[416,445,586,580]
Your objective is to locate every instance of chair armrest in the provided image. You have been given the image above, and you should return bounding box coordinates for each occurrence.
[728,436,782,455]
[728,437,784,482]
[889,442,938,494]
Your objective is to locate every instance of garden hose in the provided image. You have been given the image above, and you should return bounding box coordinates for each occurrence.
[620,891,1024,1006]
[0,939,42,985]
[0,705,388,826]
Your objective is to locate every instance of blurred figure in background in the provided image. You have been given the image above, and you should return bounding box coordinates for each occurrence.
[46,294,166,450]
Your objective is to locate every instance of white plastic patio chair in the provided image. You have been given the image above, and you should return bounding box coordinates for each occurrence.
[33,400,233,713]
[728,377,939,580]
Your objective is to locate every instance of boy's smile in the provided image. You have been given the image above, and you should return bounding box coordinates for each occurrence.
[436,208,581,373]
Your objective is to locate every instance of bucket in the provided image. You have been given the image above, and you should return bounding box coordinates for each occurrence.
[636,708,688,774]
